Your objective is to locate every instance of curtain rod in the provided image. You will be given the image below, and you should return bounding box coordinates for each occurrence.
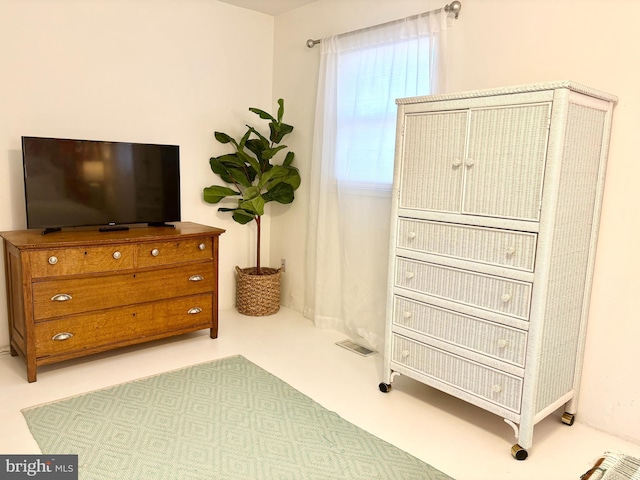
[305,1,461,48]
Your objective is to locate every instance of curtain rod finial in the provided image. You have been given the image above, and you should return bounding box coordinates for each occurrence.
[445,1,462,19]
[307,39,320,48]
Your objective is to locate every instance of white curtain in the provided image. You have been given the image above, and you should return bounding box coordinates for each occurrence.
[305,10,450,350]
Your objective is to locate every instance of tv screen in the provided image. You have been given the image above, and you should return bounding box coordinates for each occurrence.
[22,136,181,231]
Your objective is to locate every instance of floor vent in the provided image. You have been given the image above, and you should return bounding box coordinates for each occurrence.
[336,340,376,357]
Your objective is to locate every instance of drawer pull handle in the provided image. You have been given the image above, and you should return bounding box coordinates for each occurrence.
[497,339,508,348]
[151,248,160,257]
[199,243,206,251]
[407,232,417,239]
[405,272,415,279]
[403,311,412,319]
[189,275,204,282]
[501,293,512,303]
[48,256,58,265]
[492,384,503,393]
[452,158,462,168]
[188,307,203,315]
[113,251,122,260]
[505,246,516,257]
[52,332,74,341]
[51,294,72,302]
[465,158,475,167]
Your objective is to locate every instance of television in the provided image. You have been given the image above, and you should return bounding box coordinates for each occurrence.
[22,136,181,234]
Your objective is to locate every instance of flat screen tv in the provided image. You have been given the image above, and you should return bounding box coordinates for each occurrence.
[22,136,181,233]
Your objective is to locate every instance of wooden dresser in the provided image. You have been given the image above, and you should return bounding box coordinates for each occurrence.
[1,222,225,382]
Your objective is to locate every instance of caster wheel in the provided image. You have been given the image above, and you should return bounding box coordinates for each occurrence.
[378,383,392,393]
[561,412,575,426]
[511,444,528,461]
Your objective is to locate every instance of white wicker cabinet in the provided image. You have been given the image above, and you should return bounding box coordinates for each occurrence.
[380,82,616,460]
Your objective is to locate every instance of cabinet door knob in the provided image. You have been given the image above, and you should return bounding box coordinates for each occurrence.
[465,158,475,167]
[405,272,415,279]
[497,339,508,348]
[51,294,72,302]
[403,311,412,319]
[189,275,204,282]
[48,256,58,265]
[52,332,74,341]
[188,307,203,315]
[501,293,512,303]
[401,349,410,358]
[198,243,206,251]
[492,384,503,393]
[452,158,462,167]
[505,246,516,257]
[151,248,160,257]
[113,251,122,260]
[407,231,417,239]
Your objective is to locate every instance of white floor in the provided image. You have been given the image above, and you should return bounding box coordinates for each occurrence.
[1,307,639,480]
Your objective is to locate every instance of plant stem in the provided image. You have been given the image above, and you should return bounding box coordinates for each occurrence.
[255,215,261,275]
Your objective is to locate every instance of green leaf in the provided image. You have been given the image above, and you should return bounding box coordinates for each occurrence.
[277,98,284,123]
[203,185,240,204]
[214,131,236,146]
[209,157,234,184]
[263,182,294,204]
[249,107,275,122]
[244,185,261,199]
[259,165,288,188]
[227,167,252,187]
[262,144,287,161]
[240,195,265,216]
[283,151,294,167]
[270,122,294,144]
[232,210,255,224]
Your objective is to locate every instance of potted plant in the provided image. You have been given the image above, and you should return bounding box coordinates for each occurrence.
[203,99,300,316]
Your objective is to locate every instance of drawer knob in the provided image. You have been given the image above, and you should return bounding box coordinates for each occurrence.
[403,311,412,319]
[113,251,122,260]
[188,307,203,315]
[505,246,516,257]
[492,384,503,393]
[51,293,72,302]
[465,158,475,167]
[401,349,410,358]
[501,293,512,303]
[151,248,160,257]
[497,339,508,348]
[48,256,58,265]
[452,158,462,168]
[407,232,417,239]
[52,332,74,341]
[189,275,204,282]
[198,243,206,251]
[405,272,415,279]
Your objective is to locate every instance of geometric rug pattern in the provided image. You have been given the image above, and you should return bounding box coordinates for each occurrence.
[23,355,453,480]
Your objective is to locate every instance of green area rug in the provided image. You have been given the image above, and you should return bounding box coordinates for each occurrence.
[22,355,452,479]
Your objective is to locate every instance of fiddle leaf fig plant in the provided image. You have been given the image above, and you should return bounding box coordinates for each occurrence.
[204,99,300,275]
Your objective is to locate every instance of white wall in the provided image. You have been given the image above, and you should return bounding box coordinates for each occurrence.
[272,0,640,444]
[0,0,275,342]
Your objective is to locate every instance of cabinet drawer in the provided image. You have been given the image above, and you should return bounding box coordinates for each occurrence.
[393,296,527,366]
[35,294,213,358]
[32,262,214,321]
[137,237,212,268]
[397,219,537,271]
[395,258,532,319]
[29,245,135,278]
[392,334,522,412]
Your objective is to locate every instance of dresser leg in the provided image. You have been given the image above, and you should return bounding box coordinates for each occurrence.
[10,344,18,357]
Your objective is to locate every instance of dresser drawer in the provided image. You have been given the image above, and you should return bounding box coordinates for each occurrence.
[392,334,523,412]
[397,219,537,271]
[137,237,212,268]
[393,296,527,366]
[395,258,532,319]
[32,262,214,321]
[35,294,213,358]
[29,245,135,278]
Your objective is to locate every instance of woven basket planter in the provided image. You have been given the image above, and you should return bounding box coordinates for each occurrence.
[235,266,281,316]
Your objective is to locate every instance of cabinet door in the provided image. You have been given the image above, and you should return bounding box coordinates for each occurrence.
[463,104,551,221]
[399,111,468,213]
